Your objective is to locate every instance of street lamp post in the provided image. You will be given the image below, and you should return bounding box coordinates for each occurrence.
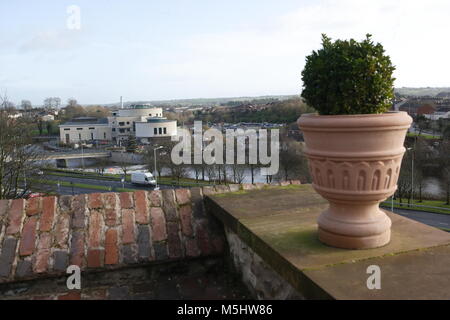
[81,143,85,170]
[153,146,163,190]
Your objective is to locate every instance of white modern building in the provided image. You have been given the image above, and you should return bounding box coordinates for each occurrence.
[59,104,177,144]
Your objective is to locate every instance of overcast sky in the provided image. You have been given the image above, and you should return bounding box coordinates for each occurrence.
[1,0,450,105]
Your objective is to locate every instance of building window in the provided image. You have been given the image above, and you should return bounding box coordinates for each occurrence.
[112,128,116,132]
[77,128,83,130]
[159,128,162,134]
[104,132,106,139]
[127,128,130,132]
[64,128,70,131]
[149,114,152,116]
[154,128,157,135]
[126,122,130,125]
[89,127,95,130]
[79,133,81,140]
[91,133,94,140]
[119,128,125,133]
[163,127,167,134]
[119,122,125,126]
[133,122,136,131]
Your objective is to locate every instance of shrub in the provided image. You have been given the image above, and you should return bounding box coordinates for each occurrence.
[301,34,395,115]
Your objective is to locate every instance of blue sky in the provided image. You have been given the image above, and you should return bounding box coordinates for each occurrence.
[1,0,450,105]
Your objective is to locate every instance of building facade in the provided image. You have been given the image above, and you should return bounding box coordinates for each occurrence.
[59,104,177,144]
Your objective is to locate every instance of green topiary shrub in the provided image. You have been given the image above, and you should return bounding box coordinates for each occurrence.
[301,34,396,115]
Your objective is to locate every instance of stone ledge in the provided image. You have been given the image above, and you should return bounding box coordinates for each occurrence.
[205,184,450,300]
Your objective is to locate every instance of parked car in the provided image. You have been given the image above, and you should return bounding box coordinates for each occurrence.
[130,172,156,186]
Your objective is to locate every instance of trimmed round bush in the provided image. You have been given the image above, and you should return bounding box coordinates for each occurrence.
[301,34,395,115]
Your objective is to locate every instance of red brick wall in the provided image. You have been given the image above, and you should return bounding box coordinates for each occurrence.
[0,187,226,283]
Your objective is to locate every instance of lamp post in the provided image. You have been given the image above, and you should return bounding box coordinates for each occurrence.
[153,146,163,190]
[81,143,84,170]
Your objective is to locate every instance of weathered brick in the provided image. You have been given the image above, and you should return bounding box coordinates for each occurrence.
[166,222,183,259]
[53,251,69,272]
[0,238,18,277]
[179,205,193,237]
[105,209,117,227]
[119,192,133,209]
[105,229,118,265]
[190,188,206,219]
[196,221,212,256]
[185,238,201,257]
[202,186,216,195]
[69,230,84,267]
[0,200,8,219]
[242,183,255,190]
[103,193,118,208]
[6,199,25,235]
[122,209,135,244]
[175,189,191,205]
[15,260,32,278]
[55,214,70,248]
[40,196,56,232]
[88,211,103,248]
[34,233,52,273]
[150,207,167,242]
[87,249,104,268]
[58,195,72,212]
[19,216,38,256]
[254,183,265,189]
[88,193,103,209]
[215,185,230,193]
[148,190,162,207]
[108,286,130,300]
[58,291,81,300]
[134,191,149,224]
[121,244,137,264]
[161,189,178,221]
[81,288,107,300]
[26,197,41,216]
[153,242,168,260]
[137,225,151,261]
[53,250,69,271]
[72,194,87,228]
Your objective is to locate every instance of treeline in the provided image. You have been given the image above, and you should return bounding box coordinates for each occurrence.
[195,98,315,124]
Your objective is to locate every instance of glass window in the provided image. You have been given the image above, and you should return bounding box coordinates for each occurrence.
[159,128,162,134]
[154,128,157,135]
[163,127,167,134]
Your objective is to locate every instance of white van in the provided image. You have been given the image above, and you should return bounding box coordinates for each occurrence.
[131,172,157,186]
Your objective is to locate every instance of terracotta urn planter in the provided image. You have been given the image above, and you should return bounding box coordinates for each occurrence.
[298,111,412,249]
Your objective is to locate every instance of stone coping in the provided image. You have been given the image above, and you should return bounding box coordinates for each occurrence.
[205,184,450,300]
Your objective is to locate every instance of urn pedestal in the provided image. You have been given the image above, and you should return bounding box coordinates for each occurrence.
[298,112,412,249]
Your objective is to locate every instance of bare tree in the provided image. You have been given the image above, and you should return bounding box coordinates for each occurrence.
[438,140,450,204]
[0,112,45,199]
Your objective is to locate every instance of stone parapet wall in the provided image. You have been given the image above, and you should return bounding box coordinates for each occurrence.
[0,187,229,284]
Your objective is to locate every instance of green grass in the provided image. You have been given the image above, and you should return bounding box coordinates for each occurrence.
[29,178,136,193]
[43,168,214,187]
[381,199,450,215]
[407,132,441,139]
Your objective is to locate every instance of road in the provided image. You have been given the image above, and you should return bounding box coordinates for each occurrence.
[382,206,450,230]
[37,174,176,195]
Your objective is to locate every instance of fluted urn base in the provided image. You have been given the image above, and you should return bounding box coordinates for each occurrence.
[317,202,391,249]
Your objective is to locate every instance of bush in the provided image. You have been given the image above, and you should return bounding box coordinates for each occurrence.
[301,34,395,115]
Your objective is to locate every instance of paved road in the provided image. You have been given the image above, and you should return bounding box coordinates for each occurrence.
[38,174,176,195]
[382,206,450,230]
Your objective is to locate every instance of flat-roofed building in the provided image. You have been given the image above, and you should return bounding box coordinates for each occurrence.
[59,117,112,144]
[135,117,177,143]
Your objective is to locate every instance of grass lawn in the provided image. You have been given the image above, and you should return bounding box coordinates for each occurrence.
[29,178,136,193]
[407,132,441,139]
[43,168,214,187]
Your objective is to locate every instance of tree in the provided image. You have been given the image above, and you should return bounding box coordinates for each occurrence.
[396,150,413,205]
[438,141,450,204]
[0,112,45,199]
[21,100,32,110]
[43,97,61,110]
